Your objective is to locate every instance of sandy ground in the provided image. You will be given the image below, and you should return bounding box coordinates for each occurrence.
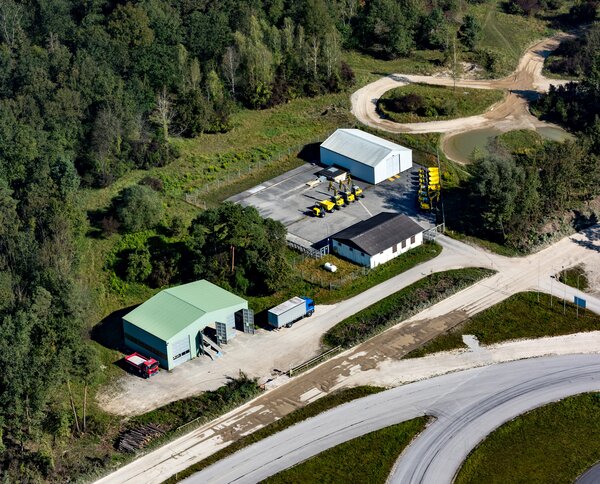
[331,331,600,390]
[584,258,600,297]
[349,34,573,161]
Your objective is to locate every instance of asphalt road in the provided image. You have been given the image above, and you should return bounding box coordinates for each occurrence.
[183,355,600,484]
[577,462,600,484]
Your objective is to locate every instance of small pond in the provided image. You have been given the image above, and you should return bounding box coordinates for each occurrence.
[443,126,574,164]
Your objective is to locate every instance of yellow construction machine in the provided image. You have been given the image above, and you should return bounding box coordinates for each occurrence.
[312,204,326,218]
[338,180,356,204]
[346,174,365,199]
[319,199,335,213]
[419,197,431,210]
[328,181,346,209]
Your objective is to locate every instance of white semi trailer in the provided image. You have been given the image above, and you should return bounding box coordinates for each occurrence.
[267,296,315,328]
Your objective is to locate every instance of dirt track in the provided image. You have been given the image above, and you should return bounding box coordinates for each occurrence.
[350,35,573,159]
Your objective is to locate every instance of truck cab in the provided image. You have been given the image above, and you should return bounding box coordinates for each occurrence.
[125,352,159,378]
[301,296,315,316]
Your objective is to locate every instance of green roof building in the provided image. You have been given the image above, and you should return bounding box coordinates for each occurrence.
[123,280,248,370]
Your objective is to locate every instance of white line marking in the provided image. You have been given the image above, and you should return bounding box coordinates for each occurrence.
[359,200,373,217]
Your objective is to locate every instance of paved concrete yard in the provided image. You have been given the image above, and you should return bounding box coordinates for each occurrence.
[229,162,435,247]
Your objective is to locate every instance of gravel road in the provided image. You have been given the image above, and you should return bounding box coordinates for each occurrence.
[350,35,573,160]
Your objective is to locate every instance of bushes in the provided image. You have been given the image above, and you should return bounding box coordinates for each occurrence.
[116,185,164,233]
[323,268,495,348]
[129,374,260,429]
[377,83,503,123]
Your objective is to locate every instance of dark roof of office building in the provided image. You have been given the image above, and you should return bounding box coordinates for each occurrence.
[316,166,347,180]
[331,213,423,256]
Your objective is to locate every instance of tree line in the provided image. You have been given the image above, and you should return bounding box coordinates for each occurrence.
[463,34,600,251]
[106,200,293,297]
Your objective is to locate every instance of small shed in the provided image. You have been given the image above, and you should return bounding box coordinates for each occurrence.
[320,129,412,184]
[122,280,248,370]
[331,213,424,268]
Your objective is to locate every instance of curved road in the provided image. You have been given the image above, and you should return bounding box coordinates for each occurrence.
[577,462,600,484]
[350,34,573,163]
[184,354,600,484]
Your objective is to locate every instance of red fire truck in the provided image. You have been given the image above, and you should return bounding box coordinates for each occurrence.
[124,352,159,378]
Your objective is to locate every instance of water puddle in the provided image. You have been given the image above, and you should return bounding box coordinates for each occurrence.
[444,126,574,164]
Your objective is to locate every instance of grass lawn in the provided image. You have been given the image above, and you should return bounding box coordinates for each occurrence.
[542,60,580,80]
[264,418,428,484]
[378,83,504,123]
[558,264,589,291]
[248,242,442,316]
[455,393,600,484]
[444,227,523,257]
[324,268,495,348]
[406,292,600,358]
[164,386,385,483]
[495,129,545,153]
[344,49,443,84]
[470,0,551,76]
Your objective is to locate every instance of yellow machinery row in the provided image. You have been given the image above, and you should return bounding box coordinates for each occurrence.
[312,175,364,218]
[418,167,441,211]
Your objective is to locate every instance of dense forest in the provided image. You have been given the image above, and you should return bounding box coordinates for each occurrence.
[0,0,496,190]
[0,0,597,480]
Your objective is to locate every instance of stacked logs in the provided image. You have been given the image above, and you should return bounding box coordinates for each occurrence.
[117,424,164,453]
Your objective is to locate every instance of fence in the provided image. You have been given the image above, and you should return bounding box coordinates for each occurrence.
[423,223,445,241]
[183,135,325,207]
[287,345,342,377]
[287,239,329,259]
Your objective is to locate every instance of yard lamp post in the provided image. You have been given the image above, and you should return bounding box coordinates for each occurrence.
[550,268,554,308]
[537,259,540,303]
[563,266,567,315]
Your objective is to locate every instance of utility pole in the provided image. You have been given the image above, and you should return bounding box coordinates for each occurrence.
[437,149,446,229]
[452,35,458,92]
[576,273,580,319]
[537,259,540,303]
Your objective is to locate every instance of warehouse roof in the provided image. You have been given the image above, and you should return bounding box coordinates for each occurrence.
[332,213,423,256]
[320,129,410,168]
[123,280,247,341]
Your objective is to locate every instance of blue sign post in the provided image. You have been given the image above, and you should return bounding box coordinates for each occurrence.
[574,296,586,318]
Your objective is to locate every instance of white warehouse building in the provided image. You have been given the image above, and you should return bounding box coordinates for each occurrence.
[331,212,424,268]
[320,129,412,184]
